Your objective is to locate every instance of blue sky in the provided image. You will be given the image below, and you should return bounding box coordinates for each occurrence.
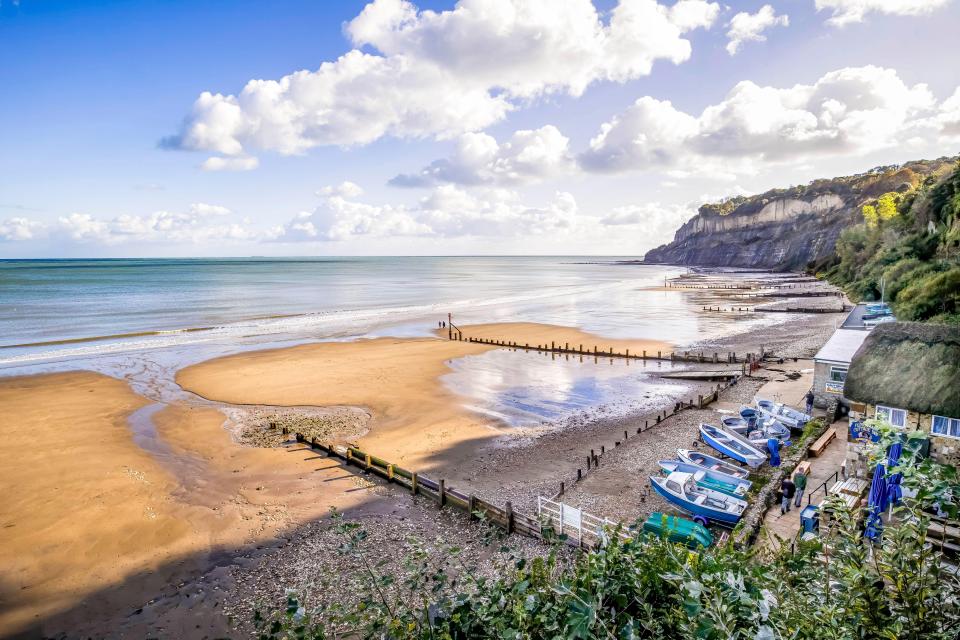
[1,0,958,257]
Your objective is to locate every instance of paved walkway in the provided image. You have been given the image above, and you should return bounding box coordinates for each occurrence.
[761,420,848,549]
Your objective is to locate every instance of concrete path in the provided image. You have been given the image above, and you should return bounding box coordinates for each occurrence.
[761,420,848,550]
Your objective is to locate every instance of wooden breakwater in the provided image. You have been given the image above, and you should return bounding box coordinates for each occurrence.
[294,435,546,542]
[448,332,766,370]
[702,305,845,315]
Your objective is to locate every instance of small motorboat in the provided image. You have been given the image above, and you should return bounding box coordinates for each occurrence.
[756,399,810,430]
[641,512,713,548]
[746,418,792,446]
[676,449,750,480]
[657,459,751,497]
[650,471,747,526]
[699,423,767,468]
[721,415,751,434]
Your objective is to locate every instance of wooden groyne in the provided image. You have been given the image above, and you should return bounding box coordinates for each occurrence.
[295,435,547,543]
[449,332,766,370]
[702,305,845,315]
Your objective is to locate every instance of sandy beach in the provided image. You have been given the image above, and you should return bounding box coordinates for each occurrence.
[0,279,841,638]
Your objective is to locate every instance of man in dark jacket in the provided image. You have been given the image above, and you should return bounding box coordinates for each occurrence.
[805,390,814,416]
[780,477,796,514]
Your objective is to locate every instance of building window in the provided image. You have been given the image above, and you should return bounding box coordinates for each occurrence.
[932,415,960,439]
[876,405,907,428]
[829,366,847,383]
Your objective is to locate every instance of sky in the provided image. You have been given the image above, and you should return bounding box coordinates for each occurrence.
[1,0,958,258]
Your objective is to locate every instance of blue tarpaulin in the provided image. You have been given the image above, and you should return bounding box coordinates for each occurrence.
[865,462,887,540]
[885,442,903,510]
[767,438,781,467]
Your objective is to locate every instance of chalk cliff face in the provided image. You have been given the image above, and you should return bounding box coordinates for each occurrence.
[643,158,957,270]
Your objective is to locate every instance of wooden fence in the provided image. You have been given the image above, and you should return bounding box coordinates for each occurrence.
[294,435,546,541]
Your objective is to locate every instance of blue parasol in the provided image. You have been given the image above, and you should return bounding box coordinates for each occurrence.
[767,438,781,467]
[885,442,904,511]
[865,462,887,540]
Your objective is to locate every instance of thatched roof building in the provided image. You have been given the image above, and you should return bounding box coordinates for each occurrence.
[845,322,960,418]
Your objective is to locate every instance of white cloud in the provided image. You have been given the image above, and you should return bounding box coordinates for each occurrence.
[317,181,365,198]
[200,155,260,171]
[274,183,579,242]
[0,217,43,241]
[725,5,788,55]
[580,66,956,176]
[815,0,953,27]
[390,125,573,187]
[188,202,232,216]
[167,0,719,164]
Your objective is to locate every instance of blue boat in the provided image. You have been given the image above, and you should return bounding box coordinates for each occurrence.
[676,449,750,479]
[699,423,767,468]
[657,459,751,497]
[756,399,810,430]
[650,471,747,526]
[723,415,790,445]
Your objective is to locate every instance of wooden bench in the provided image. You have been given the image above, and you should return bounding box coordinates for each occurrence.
[809,427,837,457]
[793,461,811,479]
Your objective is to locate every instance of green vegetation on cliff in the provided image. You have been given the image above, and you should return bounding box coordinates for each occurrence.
[816,160,960,324]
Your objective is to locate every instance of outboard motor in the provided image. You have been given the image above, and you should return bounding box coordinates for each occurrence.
[740,407,758,429]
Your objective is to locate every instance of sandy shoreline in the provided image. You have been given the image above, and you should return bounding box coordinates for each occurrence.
[0,281,840,637]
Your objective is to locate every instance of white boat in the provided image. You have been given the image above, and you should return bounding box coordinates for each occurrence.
[650,471,747,525]
[756,399,810,430]
[676,449,750,479]
[699,423,767,468]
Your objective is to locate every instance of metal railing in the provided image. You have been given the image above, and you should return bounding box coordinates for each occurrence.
[807,470,840,506]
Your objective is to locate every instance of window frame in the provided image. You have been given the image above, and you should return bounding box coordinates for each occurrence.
[932,415,960,440]
[876,405,907,429]
[829,366,848,383]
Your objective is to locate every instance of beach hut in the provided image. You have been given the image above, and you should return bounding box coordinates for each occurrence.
[843,322,960,466]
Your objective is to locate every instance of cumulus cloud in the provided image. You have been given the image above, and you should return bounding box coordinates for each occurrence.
[166,0,719,165]
[580,66,957,175]
[274,182,578,242]
[725,5,788,55]
[0,217,43,241]
[815,0,953,27]
[390,125,573,187]
[3,203,255,246]
[200,155,259,171]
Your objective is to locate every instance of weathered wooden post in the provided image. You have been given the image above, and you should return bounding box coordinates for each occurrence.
[310,436,318,448]
[439,479,446,507]
[658,350,661,359]
[505,501,514,533]
[626,348,629,357]
[387,463,395,482]
[559,481,565,496]
[469,494,477,519]
[587,456,591,470]
[551,341,555,350]
[448,313,452,340]
[346,448,353,465]
[577,468,582,480]
[365,453,372,471]
[601,445,605,455]
[698,394,703,409]
[411,472,418,496]
[645,419,649,429]
[624,429,628,440]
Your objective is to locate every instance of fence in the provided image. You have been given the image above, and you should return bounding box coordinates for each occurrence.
[537,496,628,548]
[295,435,547,542]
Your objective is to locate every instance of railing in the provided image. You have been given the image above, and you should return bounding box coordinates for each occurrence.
[537,496,626,548]
[807,470,840,506]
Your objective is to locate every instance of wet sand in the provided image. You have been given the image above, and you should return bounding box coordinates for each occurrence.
[0,372,381,638]
[177,323,671,471]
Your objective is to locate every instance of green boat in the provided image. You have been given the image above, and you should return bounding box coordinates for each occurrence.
[641,512,713,548]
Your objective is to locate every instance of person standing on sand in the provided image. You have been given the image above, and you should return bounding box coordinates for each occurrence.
[805,390,814,415]
[780,477,796,514]
[793,469,807,508]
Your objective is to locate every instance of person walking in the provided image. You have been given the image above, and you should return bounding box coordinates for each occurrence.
[780,477,796,514]
[793,469,808,508]
[805,390,814,416]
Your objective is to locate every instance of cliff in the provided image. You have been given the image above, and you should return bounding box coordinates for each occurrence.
[643,157,957,270]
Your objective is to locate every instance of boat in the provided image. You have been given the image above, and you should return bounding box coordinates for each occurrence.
[720,415,751,434]
[739,406,759,428]
[747,418,792,446]
[755,399,810,430]
[657,459,751,497]
[650,471,747,525]
[699,423,767,468]
[641,512,713,548]
[676,449,750,480]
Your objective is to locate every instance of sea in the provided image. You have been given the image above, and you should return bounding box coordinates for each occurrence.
[0,257,783,425]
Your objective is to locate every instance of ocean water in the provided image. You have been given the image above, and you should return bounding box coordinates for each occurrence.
[0,257,784,425]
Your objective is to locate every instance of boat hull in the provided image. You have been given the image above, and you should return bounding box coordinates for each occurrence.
[658,460,751,496]
[650,477,743,524]
[642,512,713,548]
[676,449,749,479]
[699,424,766,468]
